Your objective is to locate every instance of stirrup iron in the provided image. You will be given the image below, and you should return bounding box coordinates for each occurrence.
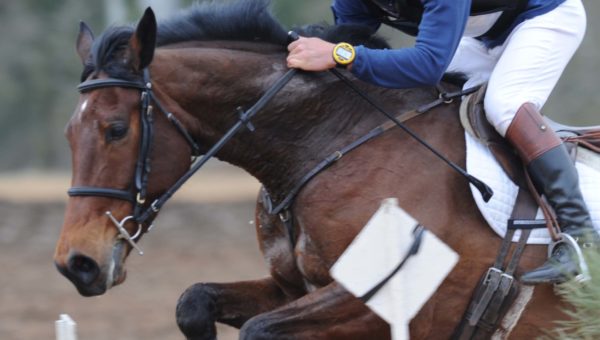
[548,232,591,283]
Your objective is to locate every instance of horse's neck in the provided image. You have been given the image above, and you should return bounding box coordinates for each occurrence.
[151,45,432,202]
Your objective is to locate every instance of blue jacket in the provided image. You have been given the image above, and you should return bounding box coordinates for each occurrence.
[332,0,566,88]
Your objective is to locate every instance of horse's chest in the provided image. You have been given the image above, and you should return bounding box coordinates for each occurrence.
[255,206,336,294]
[294,230,336,288]
[255,205,308,296]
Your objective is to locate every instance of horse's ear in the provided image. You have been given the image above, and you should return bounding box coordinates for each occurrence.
[76,21,94,65]
[128,7,157,71]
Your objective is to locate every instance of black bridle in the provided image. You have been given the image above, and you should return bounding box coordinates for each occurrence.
[68,67,297,255]
[68,69,201,254]
[67,32,492,256]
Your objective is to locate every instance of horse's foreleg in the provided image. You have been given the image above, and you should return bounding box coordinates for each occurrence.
[239,281,390,340]
[176,277,291,340]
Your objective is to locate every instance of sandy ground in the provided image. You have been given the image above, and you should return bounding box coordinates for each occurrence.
[0,169,267,340]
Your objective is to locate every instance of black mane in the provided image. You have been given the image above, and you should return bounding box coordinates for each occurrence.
[83,0,389,81]
[157,0,288,46]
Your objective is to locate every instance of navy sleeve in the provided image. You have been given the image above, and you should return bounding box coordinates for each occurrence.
[331,0,381,32]
[349,0,471,88]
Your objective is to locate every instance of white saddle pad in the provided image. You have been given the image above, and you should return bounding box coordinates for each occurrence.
[465,132,600,244]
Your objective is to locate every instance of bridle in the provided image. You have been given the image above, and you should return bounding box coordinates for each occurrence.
[67,32,492,256]
[68,67,297,255]
[68,69,200,255]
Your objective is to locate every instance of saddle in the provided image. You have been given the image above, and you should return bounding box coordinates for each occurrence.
[460,84,600,190]
[454,85,600,339]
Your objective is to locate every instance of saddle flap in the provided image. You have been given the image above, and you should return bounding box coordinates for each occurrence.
[460,85,600,170]
[460,85,526,188]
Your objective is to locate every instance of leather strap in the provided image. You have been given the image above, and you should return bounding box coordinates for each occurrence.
[456,188,539,339]
[78,78,146,92]
[68,187,135,202]
[523,166,560,241]
[260,85,475,216]
[69,69,202,226]
[505,103,562,164]
[564,131,600,153]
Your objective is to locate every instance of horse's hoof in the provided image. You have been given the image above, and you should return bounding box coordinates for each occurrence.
[176,283,218,340]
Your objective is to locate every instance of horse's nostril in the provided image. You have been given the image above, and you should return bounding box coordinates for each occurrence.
[67,254,100,286]
[73,256,94,272]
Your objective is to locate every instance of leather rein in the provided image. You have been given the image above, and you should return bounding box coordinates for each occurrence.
[68,67,297,255]
[68,62,483,255]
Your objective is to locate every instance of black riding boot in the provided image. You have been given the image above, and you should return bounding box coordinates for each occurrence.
[505,103,599,284]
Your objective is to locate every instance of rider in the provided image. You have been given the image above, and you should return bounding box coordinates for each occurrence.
[287,0,598,284]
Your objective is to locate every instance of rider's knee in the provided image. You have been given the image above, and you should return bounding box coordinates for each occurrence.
[176,283,217,340]
[483,89,535,137]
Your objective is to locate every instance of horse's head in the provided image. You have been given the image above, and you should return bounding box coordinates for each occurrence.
[55,9,193,296]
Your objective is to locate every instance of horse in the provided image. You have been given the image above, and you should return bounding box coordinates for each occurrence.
[53,1,570,338]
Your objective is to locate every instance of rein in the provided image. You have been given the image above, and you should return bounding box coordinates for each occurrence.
[68,36,491,255]
[261,82,482,244]
[329,68,493,202]
[68,67,297,255]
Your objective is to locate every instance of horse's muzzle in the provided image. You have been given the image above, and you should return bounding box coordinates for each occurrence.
[55,252,107,296]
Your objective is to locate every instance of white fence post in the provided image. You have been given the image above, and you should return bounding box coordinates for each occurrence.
[55,314,77,340]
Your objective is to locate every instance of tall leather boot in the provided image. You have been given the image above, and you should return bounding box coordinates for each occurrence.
[505,103,599,284]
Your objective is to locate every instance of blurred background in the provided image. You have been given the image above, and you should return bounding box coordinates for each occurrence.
[0,0,599,172]
[0,0,598,339]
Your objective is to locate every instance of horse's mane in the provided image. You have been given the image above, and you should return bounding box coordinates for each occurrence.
[83,0,389,81]
[157,0,288,46]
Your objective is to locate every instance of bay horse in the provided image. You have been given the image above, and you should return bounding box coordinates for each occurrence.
[54,1,570,338]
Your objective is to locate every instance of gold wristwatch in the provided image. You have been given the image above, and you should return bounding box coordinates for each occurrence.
[332,42,356,67]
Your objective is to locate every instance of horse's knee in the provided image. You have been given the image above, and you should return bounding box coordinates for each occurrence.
[176,283,217,340]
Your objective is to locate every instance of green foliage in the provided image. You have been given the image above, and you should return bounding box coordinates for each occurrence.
[544,250,600,339]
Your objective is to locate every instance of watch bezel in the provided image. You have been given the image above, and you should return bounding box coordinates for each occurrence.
[333,42,356,66]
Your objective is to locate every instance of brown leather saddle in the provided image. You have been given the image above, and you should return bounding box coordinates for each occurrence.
[460,84,600,190]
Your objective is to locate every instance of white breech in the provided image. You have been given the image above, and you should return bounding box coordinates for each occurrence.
[447,0,586,136]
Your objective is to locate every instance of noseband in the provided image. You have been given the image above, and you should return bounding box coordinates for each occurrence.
[68,69,200,255]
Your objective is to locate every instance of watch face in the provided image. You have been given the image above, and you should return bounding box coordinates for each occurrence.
[334,43,355,65]
[337,47,353,61]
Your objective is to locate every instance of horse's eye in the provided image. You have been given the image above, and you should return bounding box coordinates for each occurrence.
[106,123,128,142]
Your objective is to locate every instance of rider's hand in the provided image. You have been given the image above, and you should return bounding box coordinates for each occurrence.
[287,37,338,71]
